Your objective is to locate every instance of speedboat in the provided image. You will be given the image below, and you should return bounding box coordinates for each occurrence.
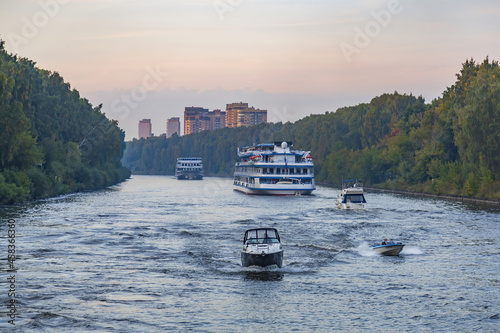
[372,240,405,256]
[241,228,283,268]
[336,179,366,209]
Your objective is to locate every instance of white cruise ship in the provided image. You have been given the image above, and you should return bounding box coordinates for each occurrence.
[233,141,315,195]
[175,157,203,180]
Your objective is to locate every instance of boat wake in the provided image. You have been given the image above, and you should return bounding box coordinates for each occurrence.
[400,246,424,255]
[355,243,378,257]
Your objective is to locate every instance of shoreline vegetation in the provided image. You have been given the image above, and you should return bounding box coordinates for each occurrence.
[0,40,130,205]
[124,57,499,203]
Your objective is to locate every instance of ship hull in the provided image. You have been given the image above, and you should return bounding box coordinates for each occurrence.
[233,184,314,196]
[176,172,203,180]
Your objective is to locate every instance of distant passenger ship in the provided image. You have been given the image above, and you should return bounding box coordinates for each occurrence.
[175,157,203,180]
[233,141,315,195]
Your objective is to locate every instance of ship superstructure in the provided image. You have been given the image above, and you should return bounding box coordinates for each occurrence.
[175,157,203,180]
[233,142,315,195]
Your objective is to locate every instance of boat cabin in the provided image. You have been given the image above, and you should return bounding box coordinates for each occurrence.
[340,194,367,204]
[243,228,281,244]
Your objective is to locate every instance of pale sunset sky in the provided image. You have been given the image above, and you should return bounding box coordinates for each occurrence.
[1,0,499,139]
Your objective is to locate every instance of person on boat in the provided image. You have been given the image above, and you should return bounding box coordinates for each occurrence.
[382,239,387,245]
[260,231,268,243]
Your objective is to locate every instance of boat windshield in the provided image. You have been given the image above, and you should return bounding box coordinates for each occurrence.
[342,194,366,203]
[244,229,280,244]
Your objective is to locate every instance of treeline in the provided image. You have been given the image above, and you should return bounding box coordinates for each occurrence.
[123,58,499,200]
[0,40,130,204]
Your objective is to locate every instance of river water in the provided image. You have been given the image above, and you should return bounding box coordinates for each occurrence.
[1,175,499,332]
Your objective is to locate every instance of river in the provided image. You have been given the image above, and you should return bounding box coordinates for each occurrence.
[1,175,499,332]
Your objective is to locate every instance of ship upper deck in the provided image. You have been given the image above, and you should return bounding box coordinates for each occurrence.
[238,142,309,156]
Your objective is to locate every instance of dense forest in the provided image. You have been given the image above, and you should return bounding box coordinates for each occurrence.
[123,57,499,200]
[0,40,130,204]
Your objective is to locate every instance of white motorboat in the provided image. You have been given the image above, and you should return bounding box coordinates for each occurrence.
[372,240,405,256]
[241,228,283,268]
[233,141,315,195]
[336,179,366,209]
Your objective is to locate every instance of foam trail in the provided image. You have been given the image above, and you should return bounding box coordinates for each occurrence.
[401,246,423,255]
[356,243,378,257]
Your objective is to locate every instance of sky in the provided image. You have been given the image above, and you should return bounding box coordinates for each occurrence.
[1,0,499,140]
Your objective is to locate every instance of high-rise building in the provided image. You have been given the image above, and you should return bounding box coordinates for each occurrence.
[166,117,180,138]
[138,119,152,139]
[225,102,267,128]
[184,107,227,135]
[184,107,210,135]
[208,109,226,130]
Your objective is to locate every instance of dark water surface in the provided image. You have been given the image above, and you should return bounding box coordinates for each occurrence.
[1,175,499,332]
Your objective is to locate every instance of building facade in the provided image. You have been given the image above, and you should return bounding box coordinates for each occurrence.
[225,102,267,128]
[184,107,227,135]
[166,117,180,138]
[208,109,226,130]
[138,119,152,139]
[184,107,210,135]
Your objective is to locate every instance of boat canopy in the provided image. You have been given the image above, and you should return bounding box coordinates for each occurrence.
[342,179,363,189]
[243,228,280,244]
[177,157,202,161]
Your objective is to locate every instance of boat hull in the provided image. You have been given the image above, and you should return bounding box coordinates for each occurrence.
[234,184,314,196]
[372,244,405,256]
[336,202,365,209]
[241,251,283,268]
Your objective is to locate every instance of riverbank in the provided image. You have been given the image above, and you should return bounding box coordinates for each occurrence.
[364,186,500,207]
[320,181,500,207]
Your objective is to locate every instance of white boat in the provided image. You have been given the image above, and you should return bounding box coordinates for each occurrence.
[241,228,283,268]
[336,179,366,209]
[372,240,405,256]
[175,157,203,180]
[233,141,316,195]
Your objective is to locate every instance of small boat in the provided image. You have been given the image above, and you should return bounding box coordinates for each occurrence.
[336,179,366,209]
[241,228,283,268]
[372,240,405,256]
